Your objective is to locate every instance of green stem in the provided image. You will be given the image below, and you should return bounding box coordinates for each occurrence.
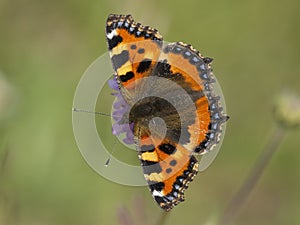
[218,126,287,225]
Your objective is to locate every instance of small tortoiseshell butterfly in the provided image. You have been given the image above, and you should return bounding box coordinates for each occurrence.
[106,14,228,211]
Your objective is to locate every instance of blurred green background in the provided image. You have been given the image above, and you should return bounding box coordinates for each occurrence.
[1,0,300,224]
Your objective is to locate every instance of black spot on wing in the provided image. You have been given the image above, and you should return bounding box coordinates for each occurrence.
[107,35,123,50]
[149,181,165,192]
[158,143,176,155]
[137,59,152,73]
[153,60,171,77]
[169,160,177,166]
[166,168,172,173]
[137,48,145,54]
[111,50,129,71]
[130,44,137,49]
[119,71,134,82]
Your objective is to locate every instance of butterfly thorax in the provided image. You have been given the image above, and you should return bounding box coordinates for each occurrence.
[129,96,181,139]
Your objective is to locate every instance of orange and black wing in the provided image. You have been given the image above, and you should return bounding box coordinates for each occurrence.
[156,42,228,154]
[136,132,199,211]
[106,14,163,104]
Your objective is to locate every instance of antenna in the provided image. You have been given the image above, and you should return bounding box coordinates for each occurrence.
[72,107,112,117]
[105,139,118,167]
[73,107,120,167]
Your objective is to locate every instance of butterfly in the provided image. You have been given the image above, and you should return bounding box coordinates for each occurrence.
[106,14,228,211]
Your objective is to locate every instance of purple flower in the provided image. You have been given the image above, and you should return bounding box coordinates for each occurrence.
[109,78,135,145]
[108,76,119,90]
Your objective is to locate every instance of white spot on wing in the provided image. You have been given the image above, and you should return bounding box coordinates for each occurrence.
[107,29,118,39]
[152,190,164,197]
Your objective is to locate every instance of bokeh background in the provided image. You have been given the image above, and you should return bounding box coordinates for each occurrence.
[1,0,300,224]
